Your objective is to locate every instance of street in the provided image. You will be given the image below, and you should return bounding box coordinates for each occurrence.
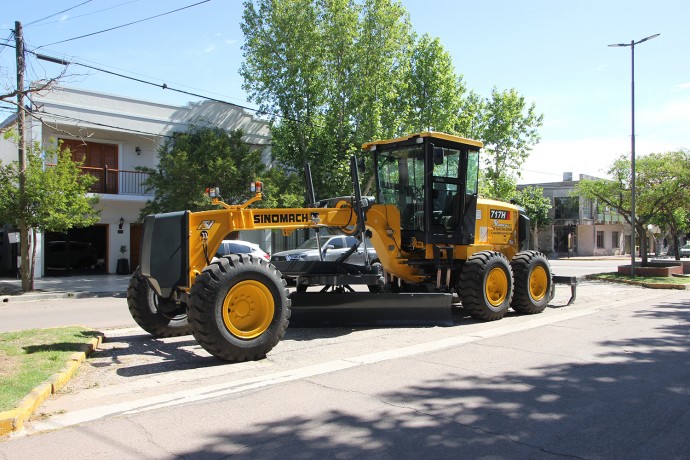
[1,260,689,458]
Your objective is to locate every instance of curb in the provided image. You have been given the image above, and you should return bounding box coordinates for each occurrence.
[1,291,126,303]
[0,333,104,436]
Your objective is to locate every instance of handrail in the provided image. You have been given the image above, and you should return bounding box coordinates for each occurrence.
[46,164,152,195]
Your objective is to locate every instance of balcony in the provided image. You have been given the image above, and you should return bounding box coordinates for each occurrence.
[47,165,153,196]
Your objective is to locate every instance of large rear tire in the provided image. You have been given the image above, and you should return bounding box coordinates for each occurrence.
[188,254,291,362]
[457,251,513,321]
[127,269,192,337]
[511,251,552,314]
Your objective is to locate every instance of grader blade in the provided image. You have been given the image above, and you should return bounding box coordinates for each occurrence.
[289,292,453,324]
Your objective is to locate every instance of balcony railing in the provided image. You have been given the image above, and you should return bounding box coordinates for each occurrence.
[47,165,152,196]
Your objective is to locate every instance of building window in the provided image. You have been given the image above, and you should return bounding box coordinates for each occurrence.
[612,231,619,248]
[596,231,605,249]
[555,196,579,219]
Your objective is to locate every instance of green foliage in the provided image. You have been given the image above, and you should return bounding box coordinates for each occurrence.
[514,186,551,226]
[398,33,466,134]
[241,1,542,202]
[139,123,266,217]
[577,149,690,263]
[259,164,306,208]
[478,88,543,199]
[0,138,100,233]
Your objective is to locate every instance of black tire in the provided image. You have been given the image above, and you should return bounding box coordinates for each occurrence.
[188,254,291,362]
[127,269,192,337]
[367,261,383,293]
[457,251,513,321]
[511,251,552,314]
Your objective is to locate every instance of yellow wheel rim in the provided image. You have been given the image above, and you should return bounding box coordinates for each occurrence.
[529,265,548,301]
[485,267,508,307]
[222,280,275,339]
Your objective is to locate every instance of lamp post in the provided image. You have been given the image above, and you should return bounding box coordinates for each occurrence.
[609,33,659,277]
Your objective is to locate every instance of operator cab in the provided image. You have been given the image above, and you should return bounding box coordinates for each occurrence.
[366,132,482,252]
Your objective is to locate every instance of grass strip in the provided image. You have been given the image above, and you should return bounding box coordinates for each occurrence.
[0,326,100,412]
[588,272,690,286]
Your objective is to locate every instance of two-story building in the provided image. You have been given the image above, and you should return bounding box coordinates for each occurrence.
[0,85,272,278]
[519,173,630,257]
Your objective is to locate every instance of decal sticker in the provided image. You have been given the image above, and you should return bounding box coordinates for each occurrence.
[479,226,488,242]
[476,209,482,220]
[253,213,310,224]
[490,209,510,220]
[197,220,215,230]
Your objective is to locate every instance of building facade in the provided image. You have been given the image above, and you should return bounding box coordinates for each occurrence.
[0,85,272,278]
[520,173,630,257]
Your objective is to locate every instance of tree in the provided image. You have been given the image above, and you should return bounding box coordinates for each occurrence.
[577,150,690,266]
[641,150,690,259]
[139,124,266,217]
[397,34,465,134]
[241,0,415,200]
[476,88,543,200]
[240,1,543,203]
[0,136,99,291]
[514,186,551,250]
[241,0,327,199]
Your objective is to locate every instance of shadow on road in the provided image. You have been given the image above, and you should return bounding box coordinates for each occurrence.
[149,298,689,458]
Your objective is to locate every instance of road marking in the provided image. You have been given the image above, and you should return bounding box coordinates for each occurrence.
[28,303,606,434]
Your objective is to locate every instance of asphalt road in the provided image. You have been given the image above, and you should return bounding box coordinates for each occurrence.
[1,273,689,458]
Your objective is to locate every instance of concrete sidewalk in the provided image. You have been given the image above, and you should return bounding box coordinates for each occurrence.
[0,274,130,302]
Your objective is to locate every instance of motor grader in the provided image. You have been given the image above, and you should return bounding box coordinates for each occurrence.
[127,132,557,362]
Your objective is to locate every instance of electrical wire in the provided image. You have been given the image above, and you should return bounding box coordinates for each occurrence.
[30,49,291,122]
[26,1,138,28]
[26,1,93,27]
[35,0,211,49]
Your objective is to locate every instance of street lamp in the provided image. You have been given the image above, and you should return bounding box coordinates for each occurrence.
[609,33,659,277]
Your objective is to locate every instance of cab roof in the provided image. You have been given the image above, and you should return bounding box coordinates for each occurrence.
[362,131,483,150]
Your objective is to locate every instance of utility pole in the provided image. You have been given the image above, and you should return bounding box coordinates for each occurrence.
[15,21,30,292]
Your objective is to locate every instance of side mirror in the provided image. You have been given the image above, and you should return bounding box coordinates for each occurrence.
[323,244,335,251]
[433,146,444,165]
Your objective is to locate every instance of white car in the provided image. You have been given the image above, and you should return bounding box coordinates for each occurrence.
[680,243,690,258]
[214,240,270,261]
[271,235,377,265]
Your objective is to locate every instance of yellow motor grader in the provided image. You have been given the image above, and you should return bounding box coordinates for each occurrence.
[127,132,563,361]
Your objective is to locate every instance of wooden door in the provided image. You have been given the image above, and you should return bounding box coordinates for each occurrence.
[60,139,119,193]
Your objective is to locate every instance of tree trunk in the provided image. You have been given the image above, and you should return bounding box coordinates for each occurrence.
[637,222,649,266]
[29,227,36,291]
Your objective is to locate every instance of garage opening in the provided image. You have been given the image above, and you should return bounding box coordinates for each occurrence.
[44,225,108,275]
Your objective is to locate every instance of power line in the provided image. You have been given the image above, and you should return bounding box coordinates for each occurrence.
[35,0,211,49]
[5,40,275,122]
[26,1,139,29]
[34,51,270,116]
[26,0,93,26]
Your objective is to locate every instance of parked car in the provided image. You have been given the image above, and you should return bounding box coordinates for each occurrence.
[680,243,690,258]
[271,235,378,265]
[214,240,270,261]
[44,241,98,270]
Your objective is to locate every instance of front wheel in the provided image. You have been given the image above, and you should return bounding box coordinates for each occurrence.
[457,251,513,321]
[127,269,192,337]
[511,251,552,314]
[188,254,291,362]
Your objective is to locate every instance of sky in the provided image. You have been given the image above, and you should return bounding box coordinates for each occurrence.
[1,0,688,184]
